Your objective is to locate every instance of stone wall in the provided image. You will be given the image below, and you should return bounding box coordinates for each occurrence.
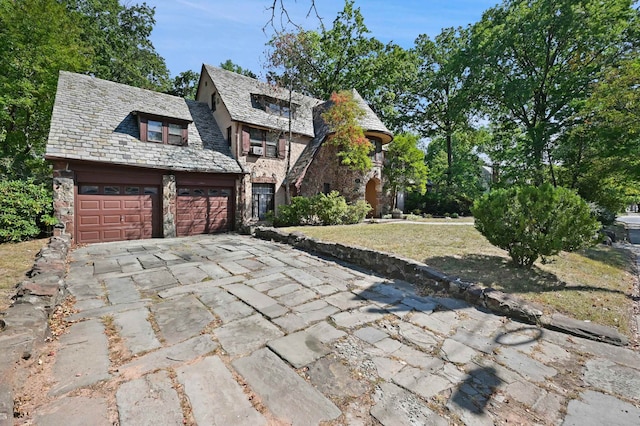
[52,164,74,238]
[253,227,629,346]
[162,174,177,238]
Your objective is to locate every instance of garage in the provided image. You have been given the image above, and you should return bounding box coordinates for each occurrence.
[176,186,233,236]
[76,184,161,244]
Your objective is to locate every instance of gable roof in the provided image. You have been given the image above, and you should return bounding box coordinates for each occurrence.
[46,71,243,174]
[202,65,322,137]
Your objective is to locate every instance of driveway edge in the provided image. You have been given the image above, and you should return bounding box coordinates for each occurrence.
[253,226,629,347]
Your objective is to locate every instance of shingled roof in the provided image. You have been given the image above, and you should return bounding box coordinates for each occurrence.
[46,71,243,174]
[202,65,322,137]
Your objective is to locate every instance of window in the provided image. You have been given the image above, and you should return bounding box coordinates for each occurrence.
[227,126,232,147]
[211,92,217,112]
[138,114,189,146]
[251,94,297,119]
[252,184,275,220]
[248,127,279,158]
[369,137,383,163]
[323,183,331,195]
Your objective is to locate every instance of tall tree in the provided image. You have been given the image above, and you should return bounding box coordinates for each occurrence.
[166,70,199,99]
[266,0,416,130]
[470,0,638,185]
[65,0,170,90]
[383,133,428,209]
[0,0,89,180]
[409,27,474,183]
[220,59,257,79]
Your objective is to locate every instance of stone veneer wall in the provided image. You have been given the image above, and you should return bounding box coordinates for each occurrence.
[253,226,629,346]
[162,174,177,238]
[52,166,75,238]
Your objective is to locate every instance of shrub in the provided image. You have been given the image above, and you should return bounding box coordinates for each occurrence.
[472,184,600,268]
[0,180,55,242]
[272,191,370,226]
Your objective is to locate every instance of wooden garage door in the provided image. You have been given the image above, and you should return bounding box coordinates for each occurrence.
[176,187,232,236]
[77,185,160,244]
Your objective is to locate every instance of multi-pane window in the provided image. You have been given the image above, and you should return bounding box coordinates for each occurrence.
[249,128,279,158]
[369,137,383,163]
[138,115,188,146]
[251,94,297,119]
[252,184,275,220]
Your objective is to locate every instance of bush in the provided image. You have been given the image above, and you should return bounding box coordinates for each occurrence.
[272,191,370,227]
[472,184,600,268]
[0,180,55,242]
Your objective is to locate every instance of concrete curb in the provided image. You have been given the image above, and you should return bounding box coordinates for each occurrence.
[253,226,629,347]
[0,235,70,425]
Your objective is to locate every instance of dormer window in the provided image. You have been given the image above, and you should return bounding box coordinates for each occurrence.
[136,113,189,146]
[251,94,297,119]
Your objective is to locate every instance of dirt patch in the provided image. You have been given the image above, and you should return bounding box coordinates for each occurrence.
[0,238,48,311]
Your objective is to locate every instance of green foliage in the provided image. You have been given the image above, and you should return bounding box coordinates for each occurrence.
[272,192,370,227]
[322,91,372,172]
[470,0,638,185]
[472,184,600,268]
[266,0,417,131]
[0,180,55,242]
[383,133,428,208]
[219,59,257,79]
[166,70,199,100]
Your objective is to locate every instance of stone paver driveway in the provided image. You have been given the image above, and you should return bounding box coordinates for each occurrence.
[25,234,640,425]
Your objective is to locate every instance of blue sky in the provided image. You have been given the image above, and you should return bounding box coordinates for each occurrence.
[146,0,498,79]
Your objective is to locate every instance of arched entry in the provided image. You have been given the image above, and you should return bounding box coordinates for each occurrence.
[365,178,380,217]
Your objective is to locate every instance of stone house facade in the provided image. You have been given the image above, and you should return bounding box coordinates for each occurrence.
[46,66,393,244]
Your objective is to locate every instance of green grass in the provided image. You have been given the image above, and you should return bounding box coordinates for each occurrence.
[285,223,636,336]
[0,238,48,311]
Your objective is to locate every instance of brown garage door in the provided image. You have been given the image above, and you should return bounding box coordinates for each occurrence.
[176,187,232,236]
[77,185,160,244]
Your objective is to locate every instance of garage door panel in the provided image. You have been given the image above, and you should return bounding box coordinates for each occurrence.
[102,215,121,224]
[79,215,100,226]
[79,200,100,210]
[176,188,231,236]
[102,199,123,210]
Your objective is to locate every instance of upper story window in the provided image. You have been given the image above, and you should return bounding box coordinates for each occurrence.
[251,94,297,119]
[242,125,285,159]
[369,137,383,163]
[137,113,189,146]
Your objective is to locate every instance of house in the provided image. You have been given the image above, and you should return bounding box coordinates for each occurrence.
[46,66,393,244]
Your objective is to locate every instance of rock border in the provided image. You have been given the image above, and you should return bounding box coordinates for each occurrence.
[0,235,70,425]
[253,226,628,347]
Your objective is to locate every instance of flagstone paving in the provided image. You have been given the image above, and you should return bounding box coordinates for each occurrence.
[12,234,640,425]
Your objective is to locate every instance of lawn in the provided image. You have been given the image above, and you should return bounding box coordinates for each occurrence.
[284,222,637,337]
[0,238,48,312]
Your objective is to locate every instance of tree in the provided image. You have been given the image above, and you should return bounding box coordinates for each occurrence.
[0,0,90,181]
[220,59,257,79]
[409,27,474,183]
[166,70,199,100]
[383,133,428,209]
[266,0,416,130]
[470,0,638,185]
[472,184,600,268]
[65,0,170,91]
[322,91,372,172]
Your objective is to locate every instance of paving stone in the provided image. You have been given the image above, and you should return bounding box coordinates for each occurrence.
[272,313,309,333]
[118,259,143,273]
[294,300,339,324]
[583,358,640,401]
[325,291,366,310]
[119,335,218,375]
[331,306,384,329]
[504,380,545,406]
[255,256,287,267]
[93,258,120,275]
[267,283,302,298]
[116,371,183,425]
[66,282,103,301]
[275,287,317,307]
[446,388,494,426]
[373,337,403,354]
[236,258,265,271]
[136,254,165,269]
[305,321,346,344]
[104,277,141,305]
[176,356,266,426]
[232,348,341,425]
[451,329,499,354]
[197,288,254,323]
[372,357,405,380]
[393,345,444,370]
[493,326,542,354]
[313,284,341,296]
[400,297,437,313]
[35,396,111,426]
[157,276,244,298]
[219,260,251,275]
[268,330,330,368]
[531,340,572,364]
[410,310,457,336]
[131,269,178,292]
[392,366,453,399]
[151,295,215,345]
[283,268,324,287]
[440,338,478,365]
[223,283,288,318]
[371,382,448,426]
[155,252,182,261]
[49,319,111,396]
[215,314,284,357]
[495,347,557,383]
[113,308,161,355]
[74,298,105,311]
[68,300,148,321]
[358,287,404,306]
[564,390,640,426]
[397,322,439,351]
[168,263,209,284]
[308,355,368,398]
[309,265,357,281]
[354,326,388,344]
[198,262,232,279]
